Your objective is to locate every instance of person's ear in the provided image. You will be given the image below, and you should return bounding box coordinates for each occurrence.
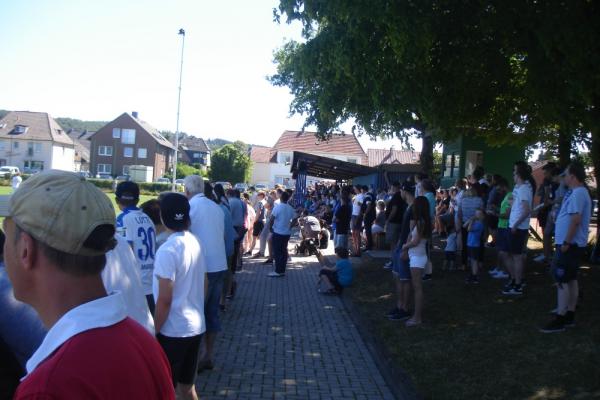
[18,231,39,273]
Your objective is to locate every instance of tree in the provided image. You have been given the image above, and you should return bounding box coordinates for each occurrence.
[210,144,252,183]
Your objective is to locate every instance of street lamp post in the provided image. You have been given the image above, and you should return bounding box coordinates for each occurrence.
[173,28,186,191]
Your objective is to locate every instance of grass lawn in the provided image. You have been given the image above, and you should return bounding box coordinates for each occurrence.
[348,237,600,400]
[0,186,157,218]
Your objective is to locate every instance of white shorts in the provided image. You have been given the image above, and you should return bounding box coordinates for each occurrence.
[409,255,427,269]
[372,224,384,234]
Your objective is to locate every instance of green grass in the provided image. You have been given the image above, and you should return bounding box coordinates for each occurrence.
[348,239,600,400]
[0,186,157,217]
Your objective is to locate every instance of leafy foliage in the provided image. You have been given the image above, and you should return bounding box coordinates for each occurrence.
[210,144,252,183]
[165,162,206,179]
[55,117,108,133]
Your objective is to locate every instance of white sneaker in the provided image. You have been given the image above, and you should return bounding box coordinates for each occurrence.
[267,271,284,278]
[383,261,392,270]
[488,268,499,275]
[492,271,510,279]
[533,254,546,262]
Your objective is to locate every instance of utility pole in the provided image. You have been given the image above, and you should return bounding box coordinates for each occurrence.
[173,28,185,191]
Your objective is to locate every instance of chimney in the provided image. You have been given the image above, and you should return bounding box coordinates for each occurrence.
[132,111,139,119]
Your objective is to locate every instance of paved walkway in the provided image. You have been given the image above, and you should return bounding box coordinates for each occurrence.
[196,238,395,400]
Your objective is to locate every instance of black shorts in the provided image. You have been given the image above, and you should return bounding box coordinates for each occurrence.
[509,228,528,255]
[319,269,342,291]
[496,228,510,252]
[157,334,202,386]
[551,245,583,283]
[486,214,499,230]
[351,215,363,231]
[253,220,264,236]
[467,246,482,261]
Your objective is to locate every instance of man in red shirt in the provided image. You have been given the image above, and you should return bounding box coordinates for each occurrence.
[0,170,175,399]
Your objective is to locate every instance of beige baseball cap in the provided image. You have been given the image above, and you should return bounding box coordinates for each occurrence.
[0,170,116,256]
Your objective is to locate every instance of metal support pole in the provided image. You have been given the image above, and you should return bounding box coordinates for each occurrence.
[173,28,185,191]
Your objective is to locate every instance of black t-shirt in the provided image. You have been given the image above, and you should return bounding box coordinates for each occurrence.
[334,204,352,235]
[363,192,376,221]
[386,192,406,224]
[398,204,414,246]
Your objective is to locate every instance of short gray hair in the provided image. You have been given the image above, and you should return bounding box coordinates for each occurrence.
[183,175,204,196]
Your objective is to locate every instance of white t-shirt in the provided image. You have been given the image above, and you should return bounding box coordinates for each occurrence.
[352,193,364,216]
[153,231,206,337]
[271,202,295,235]
[11,175,22,190]
[189,194,227,273]
[121,209,156,295]
[509,182,533,230]
[103,235,155,335]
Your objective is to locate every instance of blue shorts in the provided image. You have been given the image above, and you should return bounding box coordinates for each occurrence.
[205,270,226,332]
[551,245,582,283]
[392,247,411,281]
[496,228,510,252]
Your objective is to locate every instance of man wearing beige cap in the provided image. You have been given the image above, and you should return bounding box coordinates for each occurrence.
[0,170,174,399]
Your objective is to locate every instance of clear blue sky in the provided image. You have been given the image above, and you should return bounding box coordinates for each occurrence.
[0,0,411,150]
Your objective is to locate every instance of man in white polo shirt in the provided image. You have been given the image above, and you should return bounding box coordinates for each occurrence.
[184,175,226,371]
[0,170,174,399]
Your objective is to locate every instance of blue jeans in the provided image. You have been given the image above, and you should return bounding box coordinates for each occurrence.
[272,233,291,274]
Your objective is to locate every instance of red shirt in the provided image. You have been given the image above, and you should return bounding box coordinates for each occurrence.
[14,318,175,400]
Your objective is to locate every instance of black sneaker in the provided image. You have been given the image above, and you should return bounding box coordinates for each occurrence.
[387,309,411,321]
[540,316,566,333]
[422,274,432,281]
[503,280,515,291]
[564,311,575,327]
[502,284,523,295]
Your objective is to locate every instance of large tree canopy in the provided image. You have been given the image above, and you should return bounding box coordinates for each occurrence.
[270,0,600,175]
[210,143,252,184]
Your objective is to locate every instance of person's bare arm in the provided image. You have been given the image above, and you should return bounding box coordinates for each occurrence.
[561,213,582,252]
[154,278,173,334]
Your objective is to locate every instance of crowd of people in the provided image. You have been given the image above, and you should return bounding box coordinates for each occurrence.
[0,158,594,398]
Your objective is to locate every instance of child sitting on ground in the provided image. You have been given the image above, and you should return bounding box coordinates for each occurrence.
[465,208,486,284]
[315,247,354,295]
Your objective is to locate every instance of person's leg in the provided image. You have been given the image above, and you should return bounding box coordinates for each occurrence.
[567,280,578,312]
[364,219,373,251]
[409,268,424,323]
[177,384,198,400]
[146,294,155,316]
[202,271,225,366]
[461,228,469,269]
[267,234,273,260]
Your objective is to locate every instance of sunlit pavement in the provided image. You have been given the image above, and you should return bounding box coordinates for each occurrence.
[195,234,394,399]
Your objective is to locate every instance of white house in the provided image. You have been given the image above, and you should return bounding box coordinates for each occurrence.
[0,111,75,172]
[250,130,367,187]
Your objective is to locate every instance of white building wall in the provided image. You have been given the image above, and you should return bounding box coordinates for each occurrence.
[0,139,53,171]
[251,162,272,184]
[51,145,75,171]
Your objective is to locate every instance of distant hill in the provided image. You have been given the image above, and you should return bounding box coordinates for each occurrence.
[55,117,107,133]
[206,138,233,150]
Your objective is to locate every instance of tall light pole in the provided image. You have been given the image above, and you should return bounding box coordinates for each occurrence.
[172,28,185,191]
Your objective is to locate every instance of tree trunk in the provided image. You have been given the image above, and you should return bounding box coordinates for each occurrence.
[557,129,572,169]
[590,128,600,263]
[420,131,434,178]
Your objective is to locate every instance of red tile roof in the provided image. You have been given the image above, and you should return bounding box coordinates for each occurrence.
[249,145,272,163]
[367,148,421,167]
[272,130,366,160]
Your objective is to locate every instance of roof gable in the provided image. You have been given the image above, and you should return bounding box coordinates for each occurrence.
[89,112,175,150]
[249,145,272,163]
[367,148,421,167]
[272,130,366,159]
[0,111,73,146]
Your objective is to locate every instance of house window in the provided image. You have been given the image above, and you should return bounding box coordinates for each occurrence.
[279,152,292,165]
[347,158,358,164]
[0,140,6,151]
[24,160,44,171]
[193,153,200,159]
[13,142,19,149]
[123,147,133,158]
[13,125,28,134]
[138,148,147,158]
[97,164,112,174]
[444,154,453,177]
[123,165,130,175]
[112,128,121,138]
[452,154,460,177]
[98,145,113,156]
[34,143,42,154]
[121,129,136,144]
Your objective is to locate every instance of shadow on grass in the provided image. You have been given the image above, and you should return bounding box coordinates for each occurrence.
[346,240,600,400]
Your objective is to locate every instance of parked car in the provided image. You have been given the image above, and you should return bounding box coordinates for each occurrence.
[254,183,268,191]
[96,173,112,180]
[77,171,91,178]
[234,183,248,192]
[175,178,185,185]
[115,175,130,182]
[214,181,232,190]
[156,177,171,184]
[0,166,20,178]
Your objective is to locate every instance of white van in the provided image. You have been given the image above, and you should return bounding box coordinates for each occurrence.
[0,166,20,176]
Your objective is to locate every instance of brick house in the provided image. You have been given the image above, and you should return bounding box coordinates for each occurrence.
[89,112,175,180]
[0,111,75,172]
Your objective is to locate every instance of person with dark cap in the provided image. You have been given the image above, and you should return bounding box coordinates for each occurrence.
[115,180,157,313]
[153,192,206,399]
[0,170,174,399]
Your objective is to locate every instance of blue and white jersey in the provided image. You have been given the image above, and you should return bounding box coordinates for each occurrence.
[117,207,156,295]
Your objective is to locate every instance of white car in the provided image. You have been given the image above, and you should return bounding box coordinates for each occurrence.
[0,166,20,176]
[254,183,268,191]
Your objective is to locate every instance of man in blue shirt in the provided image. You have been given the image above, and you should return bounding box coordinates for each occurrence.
[541,162,592,333]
